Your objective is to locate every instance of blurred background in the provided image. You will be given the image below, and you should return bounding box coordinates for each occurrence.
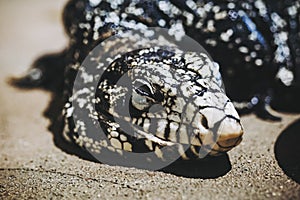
[0,0,67,166]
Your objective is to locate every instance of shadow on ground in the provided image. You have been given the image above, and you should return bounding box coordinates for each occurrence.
[275,118,300,184]
[161,154,231,178]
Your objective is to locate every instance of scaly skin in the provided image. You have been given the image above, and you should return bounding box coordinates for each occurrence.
[12,0,300,165]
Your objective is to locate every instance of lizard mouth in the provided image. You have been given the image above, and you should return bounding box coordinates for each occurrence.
[217,135,243,150]
[132,123,243,157]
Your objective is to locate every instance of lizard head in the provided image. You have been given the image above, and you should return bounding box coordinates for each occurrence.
[93,47,243,158]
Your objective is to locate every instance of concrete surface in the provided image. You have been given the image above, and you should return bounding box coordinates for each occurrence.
[0,1,300,199]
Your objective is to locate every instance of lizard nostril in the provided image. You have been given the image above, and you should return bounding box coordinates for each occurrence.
[201,116,209,129]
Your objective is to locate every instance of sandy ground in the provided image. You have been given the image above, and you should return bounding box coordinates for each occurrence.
[0,1,300,199]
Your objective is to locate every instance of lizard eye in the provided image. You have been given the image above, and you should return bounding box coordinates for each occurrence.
[131,79,155,110]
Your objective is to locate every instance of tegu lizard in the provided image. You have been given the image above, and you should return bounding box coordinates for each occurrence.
[12,0,300,168]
